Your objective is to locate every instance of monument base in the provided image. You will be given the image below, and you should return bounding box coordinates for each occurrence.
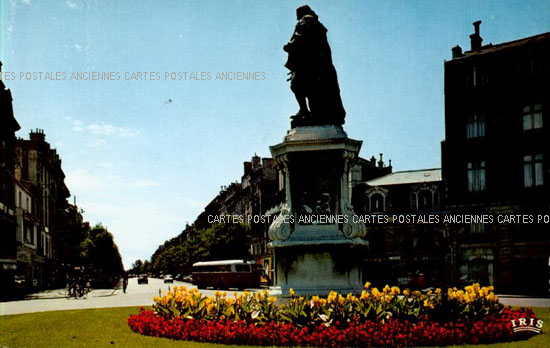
[273,244,365,296]
[268,125,368,296]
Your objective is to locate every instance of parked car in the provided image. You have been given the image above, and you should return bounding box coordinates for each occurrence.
[137,274,148,284]
[163,274,174,283]
[182,274,193,283]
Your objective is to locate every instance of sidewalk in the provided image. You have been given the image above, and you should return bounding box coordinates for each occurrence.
[497,294,550,308]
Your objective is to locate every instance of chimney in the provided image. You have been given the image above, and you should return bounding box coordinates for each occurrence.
[377,153,384,168]
[243,161,252,175]
[469,20,482,50]
[452,45,463,58]
[30,129,46,142]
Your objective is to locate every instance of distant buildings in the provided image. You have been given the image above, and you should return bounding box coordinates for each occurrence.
[442,23,550,295]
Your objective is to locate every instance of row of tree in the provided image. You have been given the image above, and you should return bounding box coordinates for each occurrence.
[59,223,124,288]
[129,223,250,276]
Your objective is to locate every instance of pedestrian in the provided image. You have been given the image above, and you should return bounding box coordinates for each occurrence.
[123,275,128,294]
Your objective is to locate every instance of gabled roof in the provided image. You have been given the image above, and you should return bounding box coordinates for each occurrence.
[366,168,442,187]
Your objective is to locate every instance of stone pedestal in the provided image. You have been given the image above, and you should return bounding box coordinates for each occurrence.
[268,125,367,296]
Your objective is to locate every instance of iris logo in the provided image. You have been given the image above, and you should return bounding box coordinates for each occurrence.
[511,318,543,333]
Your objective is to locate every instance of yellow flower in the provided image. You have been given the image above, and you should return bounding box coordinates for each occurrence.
[372,288,381,299]
[360,290,369,300]
[391,286,400,295]
[312,295,320,306]
[403,289,410,296]
[338,295,345,305]
[268,296,277,304]
[319,299,327,306]
[383,285,391,293]
[364,282,371,289]
[327,291,338,303]
[435,288,441,294]
[289,288,295,297]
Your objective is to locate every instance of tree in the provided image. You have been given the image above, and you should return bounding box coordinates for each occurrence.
[80,224,124,287]
[129,259,143,274]
[148,222,251,276]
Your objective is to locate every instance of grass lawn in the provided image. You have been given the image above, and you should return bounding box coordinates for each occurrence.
[0,306,548,348]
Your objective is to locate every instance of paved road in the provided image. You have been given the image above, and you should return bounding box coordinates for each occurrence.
[1,279,548,316]
[0,278,264,316]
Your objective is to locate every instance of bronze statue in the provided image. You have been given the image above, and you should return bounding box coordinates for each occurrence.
[284,6,346,128]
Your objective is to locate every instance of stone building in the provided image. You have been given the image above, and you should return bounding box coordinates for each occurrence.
[442,23,550,295]
[14,180,43,289]
[15,130,71,288]
[241,156,279,282]
[0,61,21,297]
[356,168,448,289]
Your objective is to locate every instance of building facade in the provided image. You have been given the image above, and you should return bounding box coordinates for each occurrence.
[442,23,550,295]
[356,169,449,289]
[15,130,72,289]
[0,61,21,297]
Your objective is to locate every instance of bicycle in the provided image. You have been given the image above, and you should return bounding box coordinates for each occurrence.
[65,278,92,299]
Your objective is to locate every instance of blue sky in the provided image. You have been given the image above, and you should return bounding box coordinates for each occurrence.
[2,0,549,268]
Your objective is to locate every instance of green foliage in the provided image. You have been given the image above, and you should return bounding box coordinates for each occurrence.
[148,223,251,275]
[80,224,124,281]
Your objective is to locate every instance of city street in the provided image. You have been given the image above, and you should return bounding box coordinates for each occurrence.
[1,277,548,316]
[0,277,263,316]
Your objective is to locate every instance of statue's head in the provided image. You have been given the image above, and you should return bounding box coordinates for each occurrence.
[296,5,317,20]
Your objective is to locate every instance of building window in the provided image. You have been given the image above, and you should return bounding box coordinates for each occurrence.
[467,161,486,192]
[523,104,543,131]
[410,193,417,210]
[418,190,433,210]
[370,193,384,212]
[466,114,485,138]
[524,154,544,187]
[433,189,440,208]
[470,223,485,234]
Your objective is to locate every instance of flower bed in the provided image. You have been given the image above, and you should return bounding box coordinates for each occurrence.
[128,283,538,347]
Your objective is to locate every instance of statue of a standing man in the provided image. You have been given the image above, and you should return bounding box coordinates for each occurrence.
[284,6,346,128]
